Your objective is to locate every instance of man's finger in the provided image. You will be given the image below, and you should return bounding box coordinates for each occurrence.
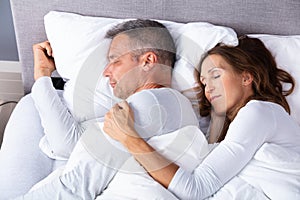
[38,42,52,57]
[45,46,52,57]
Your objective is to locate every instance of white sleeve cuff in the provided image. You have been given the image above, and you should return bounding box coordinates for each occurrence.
[168,167,187,192]
[31,76,54,96]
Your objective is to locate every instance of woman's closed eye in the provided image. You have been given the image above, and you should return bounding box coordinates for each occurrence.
[200,68,222,87]
[213,74,220,79]
[210,69,222,81]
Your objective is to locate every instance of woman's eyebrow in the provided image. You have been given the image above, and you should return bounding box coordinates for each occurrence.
[207,67,220,74]
[200,67,216,78]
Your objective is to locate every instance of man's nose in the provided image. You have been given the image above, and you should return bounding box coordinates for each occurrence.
[103,63,111,77]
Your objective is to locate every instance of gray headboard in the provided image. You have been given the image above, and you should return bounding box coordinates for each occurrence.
[10,0,300,94]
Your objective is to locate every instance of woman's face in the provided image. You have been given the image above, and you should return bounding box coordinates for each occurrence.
[200,54,252,116]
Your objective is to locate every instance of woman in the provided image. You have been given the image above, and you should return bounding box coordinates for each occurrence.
[103,36,300,199]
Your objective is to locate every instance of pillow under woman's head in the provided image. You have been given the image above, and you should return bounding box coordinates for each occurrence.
[248,34,300,125]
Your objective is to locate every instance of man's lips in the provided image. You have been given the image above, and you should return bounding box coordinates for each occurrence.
[110,82,116,88]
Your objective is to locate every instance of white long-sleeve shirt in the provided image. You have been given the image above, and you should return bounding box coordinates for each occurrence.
[17,86,200,199]
[31,77,85,159]
[31,77,117,159]
[168,100,300,200]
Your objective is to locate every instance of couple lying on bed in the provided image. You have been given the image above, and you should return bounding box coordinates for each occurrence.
[1,19,300,199]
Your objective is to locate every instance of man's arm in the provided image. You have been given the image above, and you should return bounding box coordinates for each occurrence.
[31,41,85,159]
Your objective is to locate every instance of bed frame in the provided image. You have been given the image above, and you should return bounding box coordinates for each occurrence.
[10,0,300,94]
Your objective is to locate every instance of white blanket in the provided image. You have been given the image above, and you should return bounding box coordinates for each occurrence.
[98,126,300,200]
[97,125,210,200]
[209,142,300,199]
[23,125,300,199]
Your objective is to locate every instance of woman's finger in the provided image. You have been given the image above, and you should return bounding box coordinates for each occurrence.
[104,111,112,122]
[118,101,130,111]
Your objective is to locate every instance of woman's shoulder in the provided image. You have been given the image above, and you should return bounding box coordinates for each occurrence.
[227,100,280,140]
[244,100,286,112]
[238,100,287,121]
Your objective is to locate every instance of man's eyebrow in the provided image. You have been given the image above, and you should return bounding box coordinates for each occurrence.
[108,54,117,61]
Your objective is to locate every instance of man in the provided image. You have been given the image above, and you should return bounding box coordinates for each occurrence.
[10,19,199,199]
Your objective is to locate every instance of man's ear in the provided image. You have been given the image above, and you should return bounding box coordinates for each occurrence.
[141,52,157,71]
[242,71,253,86]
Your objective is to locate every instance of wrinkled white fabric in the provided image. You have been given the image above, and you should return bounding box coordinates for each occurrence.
[16,87,199,199]
[168,100,300,200]
[98,125,210,200]
[0,94,62,200]
[207,142,300,200]
[31,77,87,159]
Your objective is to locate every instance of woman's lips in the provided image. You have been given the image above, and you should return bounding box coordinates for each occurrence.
[210,95,221,102]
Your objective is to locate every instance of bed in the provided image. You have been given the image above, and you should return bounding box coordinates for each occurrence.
[9,0,300,123]
[2,0,300,199]
[10,0,300,94]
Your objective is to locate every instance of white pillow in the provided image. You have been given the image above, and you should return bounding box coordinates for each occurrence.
[44,11,238,125]
[248,34,300,125]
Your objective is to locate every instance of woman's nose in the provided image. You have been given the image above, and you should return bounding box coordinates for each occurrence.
[205,81,216,94]
[205,87,214,94]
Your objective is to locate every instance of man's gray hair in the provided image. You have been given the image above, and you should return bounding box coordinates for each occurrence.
[105,19,176,68]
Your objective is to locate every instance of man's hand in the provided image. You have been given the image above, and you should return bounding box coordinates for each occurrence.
[33,41,56,80]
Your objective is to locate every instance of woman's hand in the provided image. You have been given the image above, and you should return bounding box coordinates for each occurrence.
[104,100,178,188]
[104,101,139,144]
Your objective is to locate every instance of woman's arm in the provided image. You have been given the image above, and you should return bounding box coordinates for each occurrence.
[103,101,179,188]
[104,100,277,199]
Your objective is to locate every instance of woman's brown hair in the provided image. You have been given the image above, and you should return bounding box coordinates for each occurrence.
[194,36,295,142]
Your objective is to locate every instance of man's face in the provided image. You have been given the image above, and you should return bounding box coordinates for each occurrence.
[103,34,143,99]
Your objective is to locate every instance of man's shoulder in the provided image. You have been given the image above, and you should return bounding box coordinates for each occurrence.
[127,88,186,103]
